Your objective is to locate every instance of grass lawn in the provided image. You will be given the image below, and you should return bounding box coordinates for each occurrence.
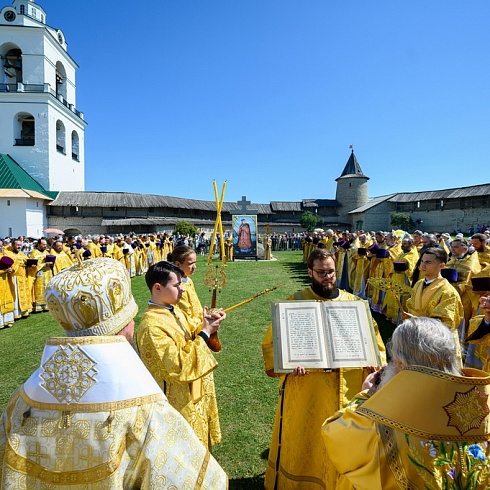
[0,251,395,488]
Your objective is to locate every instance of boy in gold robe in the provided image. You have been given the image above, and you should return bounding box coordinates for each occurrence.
[137,261,226,448]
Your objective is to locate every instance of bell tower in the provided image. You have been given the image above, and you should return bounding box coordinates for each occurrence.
[335,149,369,227]
[0,0,86,191]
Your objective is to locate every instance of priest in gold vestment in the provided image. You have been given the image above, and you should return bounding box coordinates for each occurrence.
[382,237,419,324]
[323,317,490,490]
[0,258,227,489]
[446,238,481,333]
[465,294,490,371]
[262,249,386,489]
[8,239,31,319]
[0,240,15,328]
[471,233,490,269]
[137,261,226,449]
[49,240,73,275]
[28,238,53,312]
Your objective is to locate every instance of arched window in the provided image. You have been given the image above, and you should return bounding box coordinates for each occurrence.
[14,112,35,146]
[55,62,67,100]
[3,48,22,91]
[20,5,25,14]
[56,120,66,154]
[71,131,79,161]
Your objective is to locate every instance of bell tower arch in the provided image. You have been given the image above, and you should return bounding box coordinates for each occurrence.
[0,0,86,191]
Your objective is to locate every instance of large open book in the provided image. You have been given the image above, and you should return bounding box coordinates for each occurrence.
[271,300,382,373]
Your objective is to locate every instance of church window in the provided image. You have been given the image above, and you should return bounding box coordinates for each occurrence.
[71,131,79,161]
[15,113,35,146]
[55,62,67,100]
[20,5,25,14]
[31,7,37,18]
[3,48,23,89]
[56,120,66,154]
[7,200,10,206]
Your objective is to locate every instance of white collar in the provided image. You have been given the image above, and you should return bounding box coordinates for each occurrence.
[22,336,163,410]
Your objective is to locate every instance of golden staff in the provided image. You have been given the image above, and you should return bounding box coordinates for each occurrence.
[207,181,227,266]
[367,277,412,314]
[223,286,279,313]
[216,183,226,265]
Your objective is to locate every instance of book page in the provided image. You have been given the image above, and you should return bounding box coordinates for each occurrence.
[321,301,378,368]
[271,300,380,372]
[271,301,328,372]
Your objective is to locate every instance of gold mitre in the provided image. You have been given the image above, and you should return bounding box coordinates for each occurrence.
[46,257,138,337]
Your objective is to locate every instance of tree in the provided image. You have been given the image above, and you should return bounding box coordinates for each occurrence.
[300,211,318,232]
[390,212,415,231]
[174,221,199,238]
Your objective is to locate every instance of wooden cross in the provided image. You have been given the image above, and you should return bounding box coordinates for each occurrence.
[237,196,251,212]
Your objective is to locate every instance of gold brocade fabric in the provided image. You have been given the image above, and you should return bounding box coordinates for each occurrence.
[163,238,173,262]
[87,242,102,259]
[368,258,392,309]
[10,251,31,317]
[465,315,490,371]
[137,305,221,448]
[406,277,464,331]
[177,277,204,334]
[262,287,386,490]
[366,243,387,302]
[382,248,419,322]
[0,337,228,489]
[0,252,15,318]
[477,249,490,269]
[323,367,490,490]
[28,250,52,311]
[406,277,464,363]
[49,250,74,275]
[352,252,370,297]
[446,252,481,327]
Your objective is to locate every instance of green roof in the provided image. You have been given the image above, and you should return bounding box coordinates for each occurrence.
[0,153,58,199]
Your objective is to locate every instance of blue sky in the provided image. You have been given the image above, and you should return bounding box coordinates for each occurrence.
[35,0,490,204]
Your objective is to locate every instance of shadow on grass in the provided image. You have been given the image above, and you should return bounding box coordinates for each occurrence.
[229,475,265,489]
[228,449,269,488]
[371,311,396,348]
[280,260,311,286]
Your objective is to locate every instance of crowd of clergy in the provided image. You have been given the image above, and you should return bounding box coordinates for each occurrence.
[0,232,180,328]
[2,227,490,334]
[2,225,490,488]
[301,227,490,362]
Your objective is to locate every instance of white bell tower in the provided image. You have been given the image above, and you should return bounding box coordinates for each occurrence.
[0,0,86,191]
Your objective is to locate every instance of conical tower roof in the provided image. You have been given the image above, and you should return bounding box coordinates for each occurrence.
[336,149,369,181]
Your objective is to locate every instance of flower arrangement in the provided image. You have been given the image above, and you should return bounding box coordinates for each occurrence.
[407,436,490,489]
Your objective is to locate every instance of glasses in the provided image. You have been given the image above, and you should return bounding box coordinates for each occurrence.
[312,269,336,278]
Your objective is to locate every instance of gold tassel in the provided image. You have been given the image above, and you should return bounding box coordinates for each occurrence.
[106,410,115,433]
[58,411,71,429]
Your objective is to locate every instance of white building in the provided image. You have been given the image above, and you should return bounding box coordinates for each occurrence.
[0,0,86,235]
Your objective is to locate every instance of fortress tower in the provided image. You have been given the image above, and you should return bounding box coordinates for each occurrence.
[0,0,86,191]
[335,149,369,227]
